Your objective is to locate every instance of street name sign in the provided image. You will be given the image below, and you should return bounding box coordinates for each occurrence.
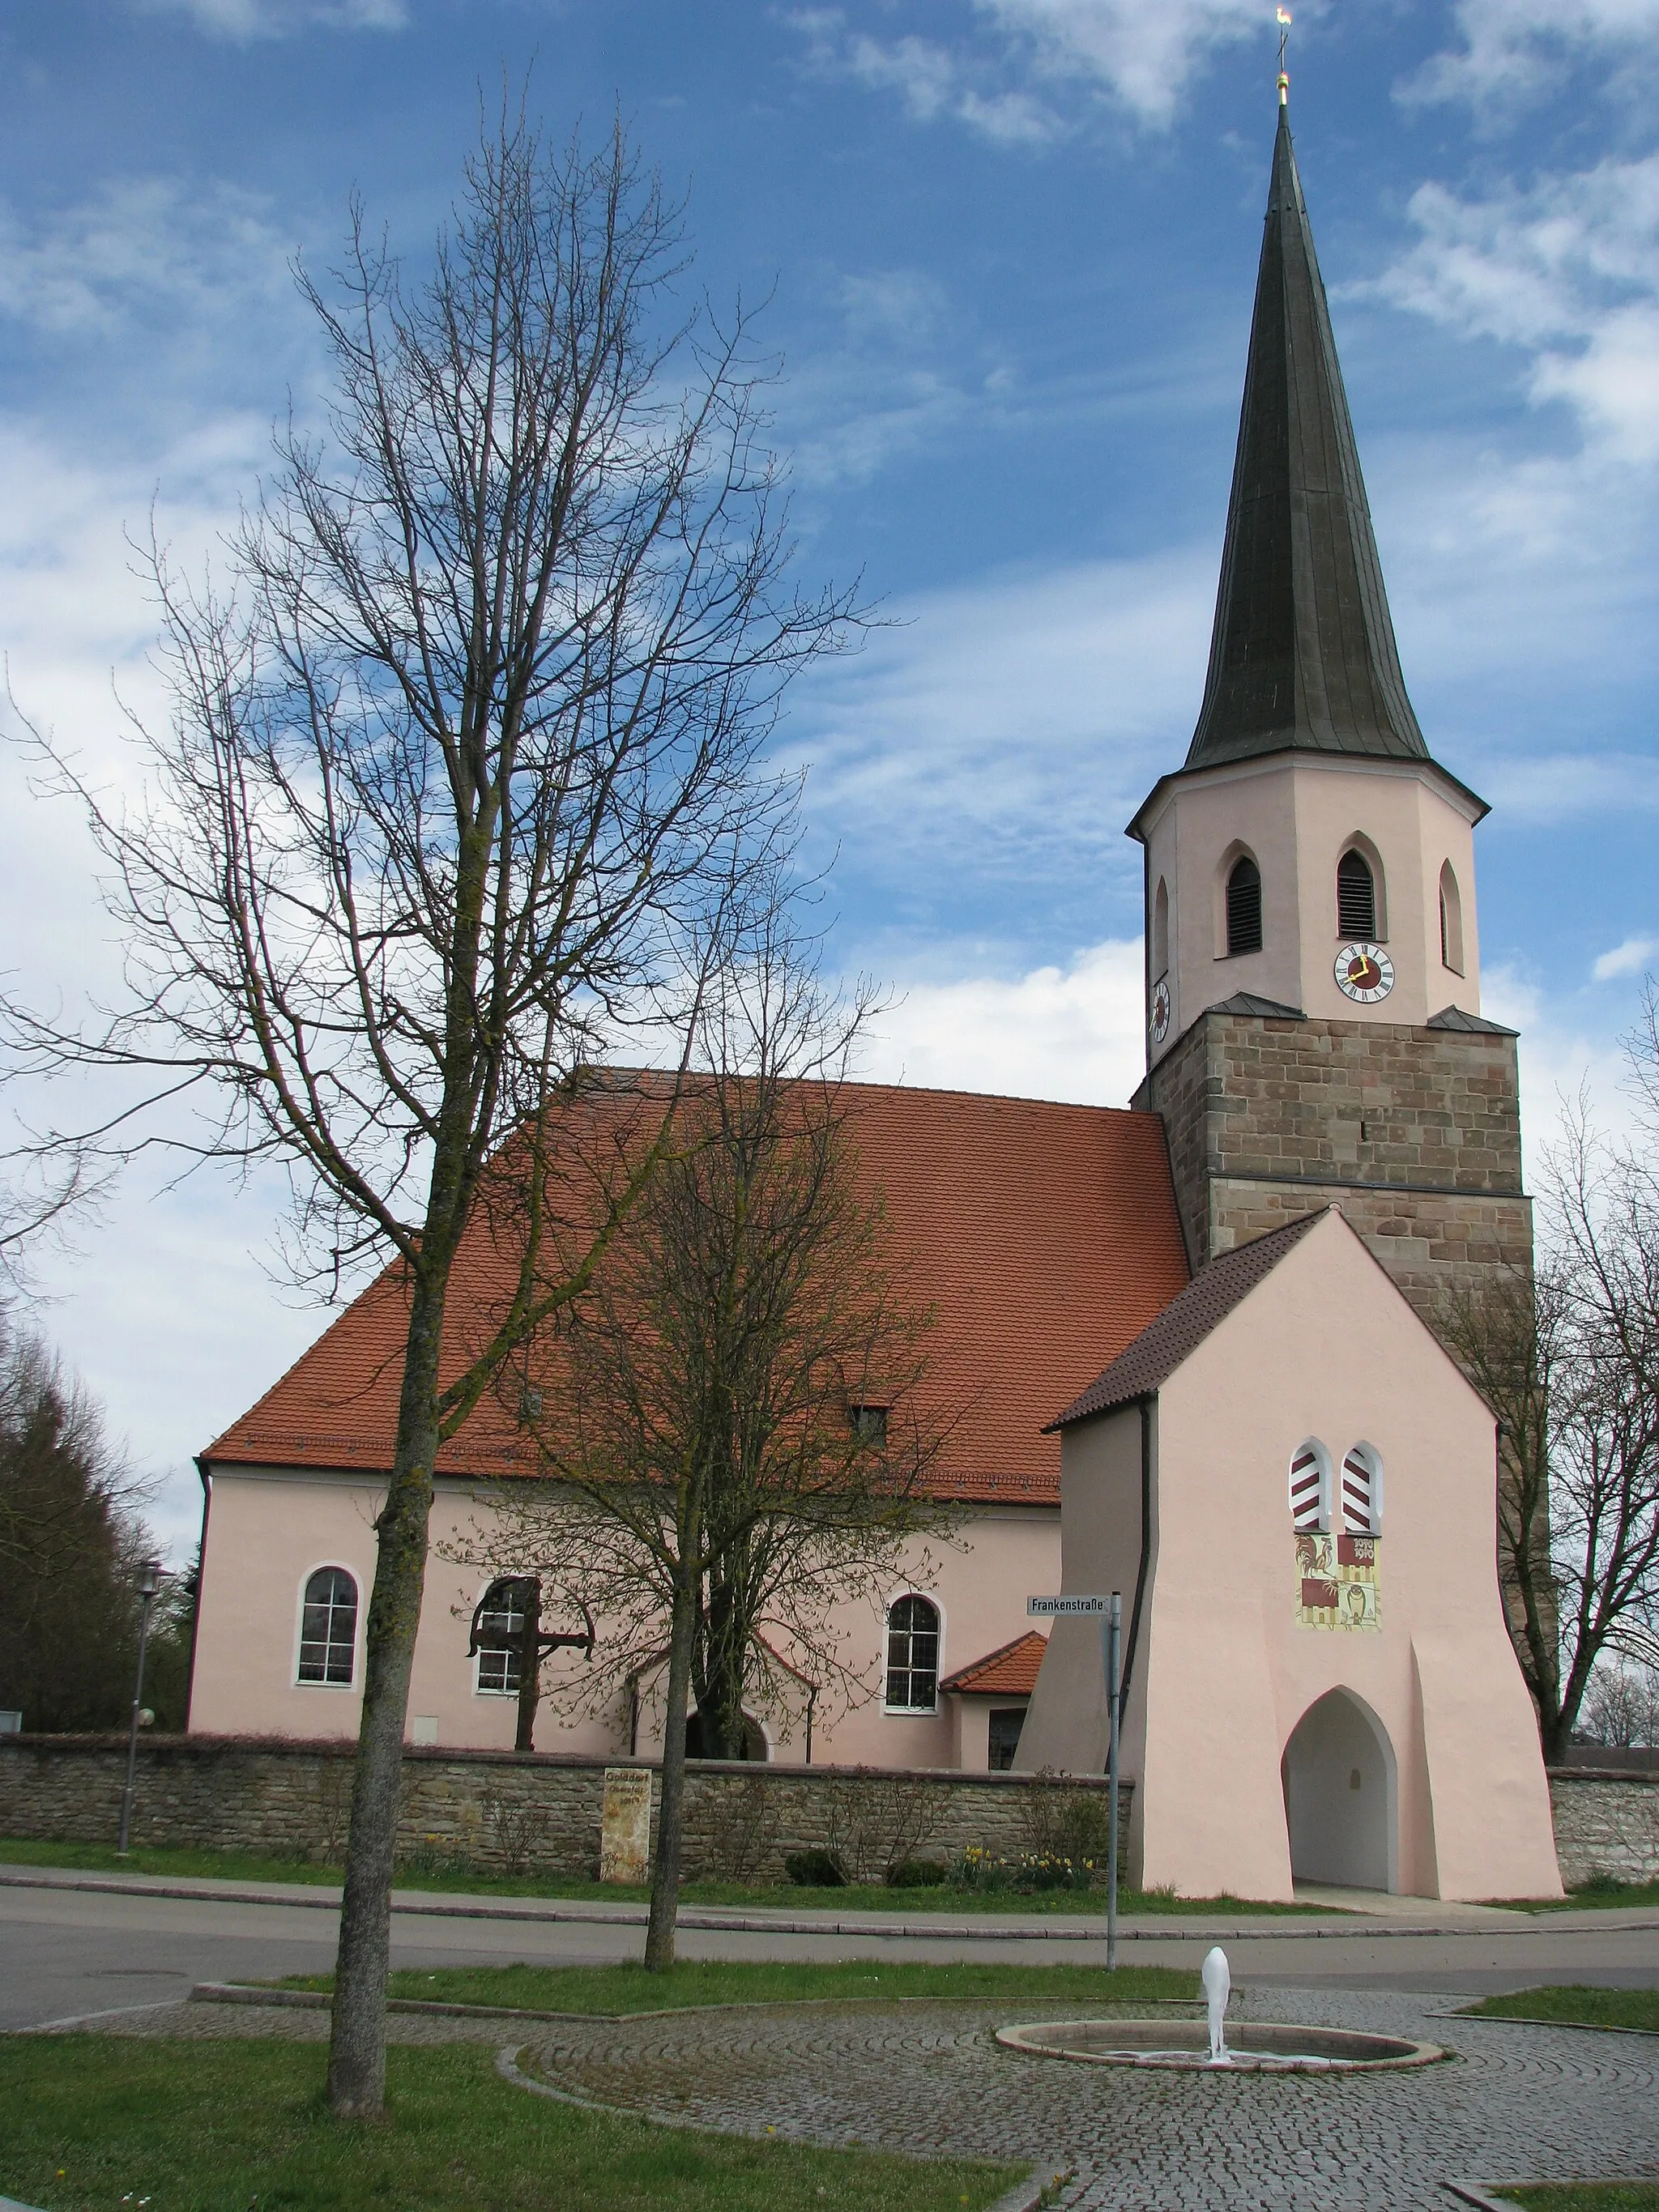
[1027,1594,1112,1617]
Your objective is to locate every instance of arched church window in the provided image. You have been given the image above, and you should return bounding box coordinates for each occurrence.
[474,1577,532,1695]
[1152,877,1170,979]
[1289,1441,1331,1532]
[1226,856,1262,957]
[297,1566,358,1686]
[1439,862,1464,974]
[885,1594,940,1712]
[1341,1444,1383,1535]
[1337,849,1376,941]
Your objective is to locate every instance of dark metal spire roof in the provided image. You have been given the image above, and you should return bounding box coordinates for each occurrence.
[1185,110,1428,771]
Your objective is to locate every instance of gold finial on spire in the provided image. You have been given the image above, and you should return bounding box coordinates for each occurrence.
[1277,6,1292,104]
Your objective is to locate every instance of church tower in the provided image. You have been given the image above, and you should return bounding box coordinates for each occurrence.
[1132,104,1531,1327]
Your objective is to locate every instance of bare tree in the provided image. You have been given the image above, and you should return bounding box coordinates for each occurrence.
[453,944,955,1969]
[1443,1033,1659,1763]
[2,107,853,2112]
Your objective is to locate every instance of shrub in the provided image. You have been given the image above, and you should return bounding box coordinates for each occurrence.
[783,1848,846,1887]
[885,1857,948,1888]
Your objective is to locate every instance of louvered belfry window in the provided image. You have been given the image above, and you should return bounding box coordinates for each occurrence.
[1226,856,1263,956]
[1337,849,1376,940]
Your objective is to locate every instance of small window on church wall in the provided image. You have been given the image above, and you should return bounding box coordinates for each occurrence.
[297,1566,358,1686]
[1341,1445,1382,1535]
[1152,877,1170,979]
[1226,856,1262,956]
[885,1594,940,1712]
[1289,1442,1330,1532]
[1337,849,1376,940]
[1439,862,1464,974]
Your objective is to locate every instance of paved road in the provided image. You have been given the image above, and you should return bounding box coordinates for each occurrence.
[5,1870,1659,2030]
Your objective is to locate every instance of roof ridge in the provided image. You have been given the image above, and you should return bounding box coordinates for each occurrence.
[1048,1208,1329,1431]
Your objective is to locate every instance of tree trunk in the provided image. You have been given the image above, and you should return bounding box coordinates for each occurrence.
[644,1576,696,1971]
[515,1578,543,1754]
[326,1266,446,2117]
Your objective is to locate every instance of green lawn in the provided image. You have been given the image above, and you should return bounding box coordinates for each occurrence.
[0,2036,1022,2212]
[1501,2189,1659,2210]
[1530,1875,1659,1912]
[1458,1986,1659,2033]
[0,1834,1324,1915]
[267,1957,1201,2014]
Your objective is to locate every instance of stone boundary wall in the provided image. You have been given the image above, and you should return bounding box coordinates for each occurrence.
[1549,1767,1659,1887]
[6,1737,1639,1890]
[0,1737,1130,1886]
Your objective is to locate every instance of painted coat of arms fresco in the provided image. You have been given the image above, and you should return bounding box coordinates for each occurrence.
[1295,1531,1380,1630]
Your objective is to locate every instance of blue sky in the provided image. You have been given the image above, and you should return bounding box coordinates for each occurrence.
[2,0,1656,1551]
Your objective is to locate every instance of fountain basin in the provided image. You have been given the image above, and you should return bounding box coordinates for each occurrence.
[996,2019,1445,2073]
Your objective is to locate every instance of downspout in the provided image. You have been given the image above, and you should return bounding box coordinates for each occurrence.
[184,1455,212,1733]
[1119,1398,1154,1711]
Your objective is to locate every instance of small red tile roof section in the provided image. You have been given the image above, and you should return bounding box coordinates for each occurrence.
[940,1627,1048,1697]
[1048,1208,1328,1431]
[204,1078,1191,1507]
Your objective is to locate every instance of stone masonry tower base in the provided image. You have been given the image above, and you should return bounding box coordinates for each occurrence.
[1132,1004,1532,1328]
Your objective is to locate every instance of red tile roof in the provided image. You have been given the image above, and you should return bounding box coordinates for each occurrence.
[940,1627,1049,1696]
[204,1078,1190,1506]
[1050,1208,1326,1430]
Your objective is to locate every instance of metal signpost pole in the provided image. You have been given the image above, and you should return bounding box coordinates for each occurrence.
[117,1558,163,1858]
[1105,1590,1121,1973]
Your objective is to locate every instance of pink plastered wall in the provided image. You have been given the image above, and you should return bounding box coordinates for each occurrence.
[189,1468,1060,1770]
[1021,1210,1560,1902]
[1141,752,1482,1060]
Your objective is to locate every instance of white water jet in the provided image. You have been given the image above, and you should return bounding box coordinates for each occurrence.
[1201,1946,1231,2065]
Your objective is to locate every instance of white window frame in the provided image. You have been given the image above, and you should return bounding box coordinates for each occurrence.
[881,1589,944,1715]
[293,1562,361,1690]
[471,1576,529,1698]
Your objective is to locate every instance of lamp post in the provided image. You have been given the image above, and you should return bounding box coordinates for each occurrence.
[117,1558,164,1857]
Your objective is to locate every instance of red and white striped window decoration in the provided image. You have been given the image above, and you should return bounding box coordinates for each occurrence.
[1290,1443,1327,1532]
[1341,1445,1381,1534]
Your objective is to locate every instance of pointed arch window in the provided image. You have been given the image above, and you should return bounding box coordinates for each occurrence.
[1151,877,1170,980]
[1289,1441,1332,1532]
[1439,862,1464,974]
[297,1567,357,1686]
[1337,849,1376,940]
[1341,1445,1382,1535]
[1226,856,1262,957]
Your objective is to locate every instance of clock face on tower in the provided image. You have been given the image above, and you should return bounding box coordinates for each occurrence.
[1335,942,1395,1004]
[1150,976,1171,1044]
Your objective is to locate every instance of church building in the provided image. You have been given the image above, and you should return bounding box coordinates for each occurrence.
[186,101,1562,1900]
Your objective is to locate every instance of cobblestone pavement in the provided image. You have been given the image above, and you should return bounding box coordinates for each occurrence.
[513,1987,1659,2210]
[36,1986,1659,2209]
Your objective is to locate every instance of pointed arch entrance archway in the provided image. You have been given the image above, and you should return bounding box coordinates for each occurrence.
[1281,1688,1397,1893]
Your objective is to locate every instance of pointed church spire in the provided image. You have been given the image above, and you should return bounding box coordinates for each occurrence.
[1185,110,1428,771]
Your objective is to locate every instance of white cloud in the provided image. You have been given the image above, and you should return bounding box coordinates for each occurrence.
[1367,156,1659,465]
[1593,935,1659,980]
[784,548,1213,911]
[858,938,1146,1106]
[0,177,292,342]
[134,0,407,37]
[1405,0,1659,115]
[791,0,1307,137]
[1483,961,1639,1175]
